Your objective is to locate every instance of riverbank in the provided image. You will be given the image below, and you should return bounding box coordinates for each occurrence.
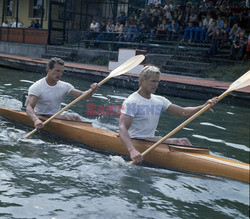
[0,53,249,106]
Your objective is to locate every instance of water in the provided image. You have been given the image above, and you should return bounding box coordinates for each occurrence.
[0,67,249,218]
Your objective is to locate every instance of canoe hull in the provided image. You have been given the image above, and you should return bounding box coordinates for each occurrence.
[0,106,249,183]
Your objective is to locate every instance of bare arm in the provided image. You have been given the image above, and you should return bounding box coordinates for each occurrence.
[69,83,98,100]
[119,113,142,163]
[26,95,44,129]
[166,97,218,118]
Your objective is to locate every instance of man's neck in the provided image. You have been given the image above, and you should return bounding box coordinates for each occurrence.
[45,76,57,86]
[137,88,151,99]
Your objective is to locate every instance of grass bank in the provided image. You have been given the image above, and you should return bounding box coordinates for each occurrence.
[202,61,250,82]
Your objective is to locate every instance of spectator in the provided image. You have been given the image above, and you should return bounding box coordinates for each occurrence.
[194,20,206,42]
[189,11,198,26]
[183,6,192,25]
[95,20,107,41]
[221,21,231,43]
[206,7,213,19]
[34,19,40,28]
[228,22,241,42]
[2,19,9,27]
[216,15,224,29]
[136,23,150,43]
[113,20,124,41]
[176,5,184,30]
[172,1,178,11]
[156,19,168,40]
[11,18,23,28]
[240,1,248,12]
[86,18,100,40]
[164,0,173,11]
[118,21,130,42]
[153,3,162,17]
[164,7,172,22]
[172,9,180,24]
[148,15,158,39]
[230,3,240,14]
[203,13,213,28]
[208,1,215,14]
[29,20,36,28]
[186,1,192,10]
[230,29,248,60]
[220,0,229,17]
[115,11,127,25]
[204,20,217,43]
[166,19,179,41]
[127,14,136,25]
[239,7,249,29]
[229,10,240,27]
[180,21,195,43]
[127,22,140,42]
[138,11,148,26]
[89,18,100,32]
[199,1,208,17]
[207,27,223,57]
[193,2,200,15]
[104,19,115,41]
[213,7,222,20]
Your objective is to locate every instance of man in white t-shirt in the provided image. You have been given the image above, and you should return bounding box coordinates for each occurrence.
[119,66,217,163]
[26,57,98,130]
[11,18,23,28]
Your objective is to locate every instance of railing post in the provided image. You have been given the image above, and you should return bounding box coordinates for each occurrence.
[23,28,25,43]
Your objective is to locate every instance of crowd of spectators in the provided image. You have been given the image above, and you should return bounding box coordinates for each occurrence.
[1,18,40,29]
[85,0,249,60]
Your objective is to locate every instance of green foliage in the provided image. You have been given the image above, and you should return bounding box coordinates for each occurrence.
[202,61,250,81]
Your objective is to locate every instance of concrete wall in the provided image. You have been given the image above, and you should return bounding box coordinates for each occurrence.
[0,41,46,58]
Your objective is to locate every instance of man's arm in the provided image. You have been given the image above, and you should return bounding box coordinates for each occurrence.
[119,113,142,163]
[26,95,44,129]
[166,97,218,118]
[69,83,98,100]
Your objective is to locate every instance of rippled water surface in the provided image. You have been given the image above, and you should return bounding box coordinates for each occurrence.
[0,67,249,218]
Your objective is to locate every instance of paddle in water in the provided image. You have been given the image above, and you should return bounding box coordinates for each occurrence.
[24,54,145,138]
[130,70,250,164]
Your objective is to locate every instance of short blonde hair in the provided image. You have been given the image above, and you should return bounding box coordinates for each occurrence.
[139,65,161,84]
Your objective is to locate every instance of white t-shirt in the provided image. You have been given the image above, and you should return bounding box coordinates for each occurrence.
[121,92,171,138]
[11,22,22,28]
[90,22,100,32]
[28,78,74,115]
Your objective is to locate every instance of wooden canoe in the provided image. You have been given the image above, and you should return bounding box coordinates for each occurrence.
[0,106,249,183]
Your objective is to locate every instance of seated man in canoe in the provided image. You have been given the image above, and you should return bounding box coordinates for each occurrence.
[119,65,217,163]
[26,57,98,130]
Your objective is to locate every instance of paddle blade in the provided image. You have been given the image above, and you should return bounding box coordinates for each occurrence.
[107,55,145,79]
[228,70,250,92]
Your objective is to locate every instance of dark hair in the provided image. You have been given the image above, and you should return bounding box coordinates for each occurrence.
[47,57,64,70]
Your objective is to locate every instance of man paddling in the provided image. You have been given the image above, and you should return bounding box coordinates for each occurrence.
[119,65,217,163]
[26,57,98,130]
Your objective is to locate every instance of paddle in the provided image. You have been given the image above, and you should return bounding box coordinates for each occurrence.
[130,70,250,164]
[24,54,145,138]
